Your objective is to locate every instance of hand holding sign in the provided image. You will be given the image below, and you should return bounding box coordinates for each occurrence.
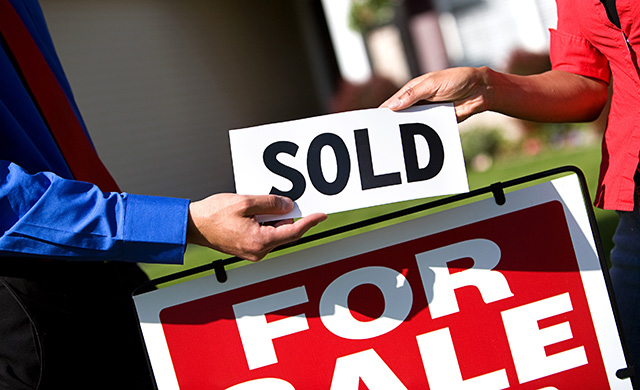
[187,194,326,261]
[380,67,489,122]
[229,105,467,221]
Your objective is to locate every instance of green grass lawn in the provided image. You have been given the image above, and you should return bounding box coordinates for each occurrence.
[140,142,618,281]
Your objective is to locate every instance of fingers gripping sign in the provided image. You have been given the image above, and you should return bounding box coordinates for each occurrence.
[380,67,491,122]
[187,193,326,261]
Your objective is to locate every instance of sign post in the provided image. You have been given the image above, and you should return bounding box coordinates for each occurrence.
[134,168,634,389]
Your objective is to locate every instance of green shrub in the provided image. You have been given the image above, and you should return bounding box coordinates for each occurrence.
[460,127,509,171]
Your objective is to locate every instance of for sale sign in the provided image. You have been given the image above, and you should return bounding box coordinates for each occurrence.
[134,174,632,389]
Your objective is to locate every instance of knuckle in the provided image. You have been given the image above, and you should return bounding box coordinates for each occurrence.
[235,196,253,210]
[290,230,304,241]
[403,86,416,99]
[266,195,288,211]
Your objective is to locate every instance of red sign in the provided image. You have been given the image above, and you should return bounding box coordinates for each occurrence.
[135,176,631,389]
[158,201,608,389]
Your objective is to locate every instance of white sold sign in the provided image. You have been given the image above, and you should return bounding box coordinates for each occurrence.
[229,105,468,220]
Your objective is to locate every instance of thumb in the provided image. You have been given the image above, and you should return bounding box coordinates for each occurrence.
[244,195,295,216]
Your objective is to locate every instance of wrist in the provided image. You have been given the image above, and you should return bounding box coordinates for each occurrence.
[476,66,498,113]
[186,201,208,247]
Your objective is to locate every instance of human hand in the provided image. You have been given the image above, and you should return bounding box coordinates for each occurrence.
[380,67,491,122]
[186,193,327,261]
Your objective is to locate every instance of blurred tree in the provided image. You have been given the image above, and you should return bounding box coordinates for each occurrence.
[349,0,397,33]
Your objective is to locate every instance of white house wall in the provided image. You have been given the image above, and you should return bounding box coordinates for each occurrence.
[40,0,327,200]
[445,0,557,68]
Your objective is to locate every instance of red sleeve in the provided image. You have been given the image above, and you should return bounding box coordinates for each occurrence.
[550,28,611,83]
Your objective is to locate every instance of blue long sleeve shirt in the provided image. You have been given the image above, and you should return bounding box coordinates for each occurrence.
[0,0,189,264]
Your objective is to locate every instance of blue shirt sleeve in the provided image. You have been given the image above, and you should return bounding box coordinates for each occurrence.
[0,161,189,264]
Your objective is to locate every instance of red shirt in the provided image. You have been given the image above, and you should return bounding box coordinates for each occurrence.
[550,0,640,211]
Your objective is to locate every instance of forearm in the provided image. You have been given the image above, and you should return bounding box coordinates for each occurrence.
[484,67,609,123]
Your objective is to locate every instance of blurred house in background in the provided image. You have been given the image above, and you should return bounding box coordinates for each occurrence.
[40,0,557,199]
[325,0,556,85]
